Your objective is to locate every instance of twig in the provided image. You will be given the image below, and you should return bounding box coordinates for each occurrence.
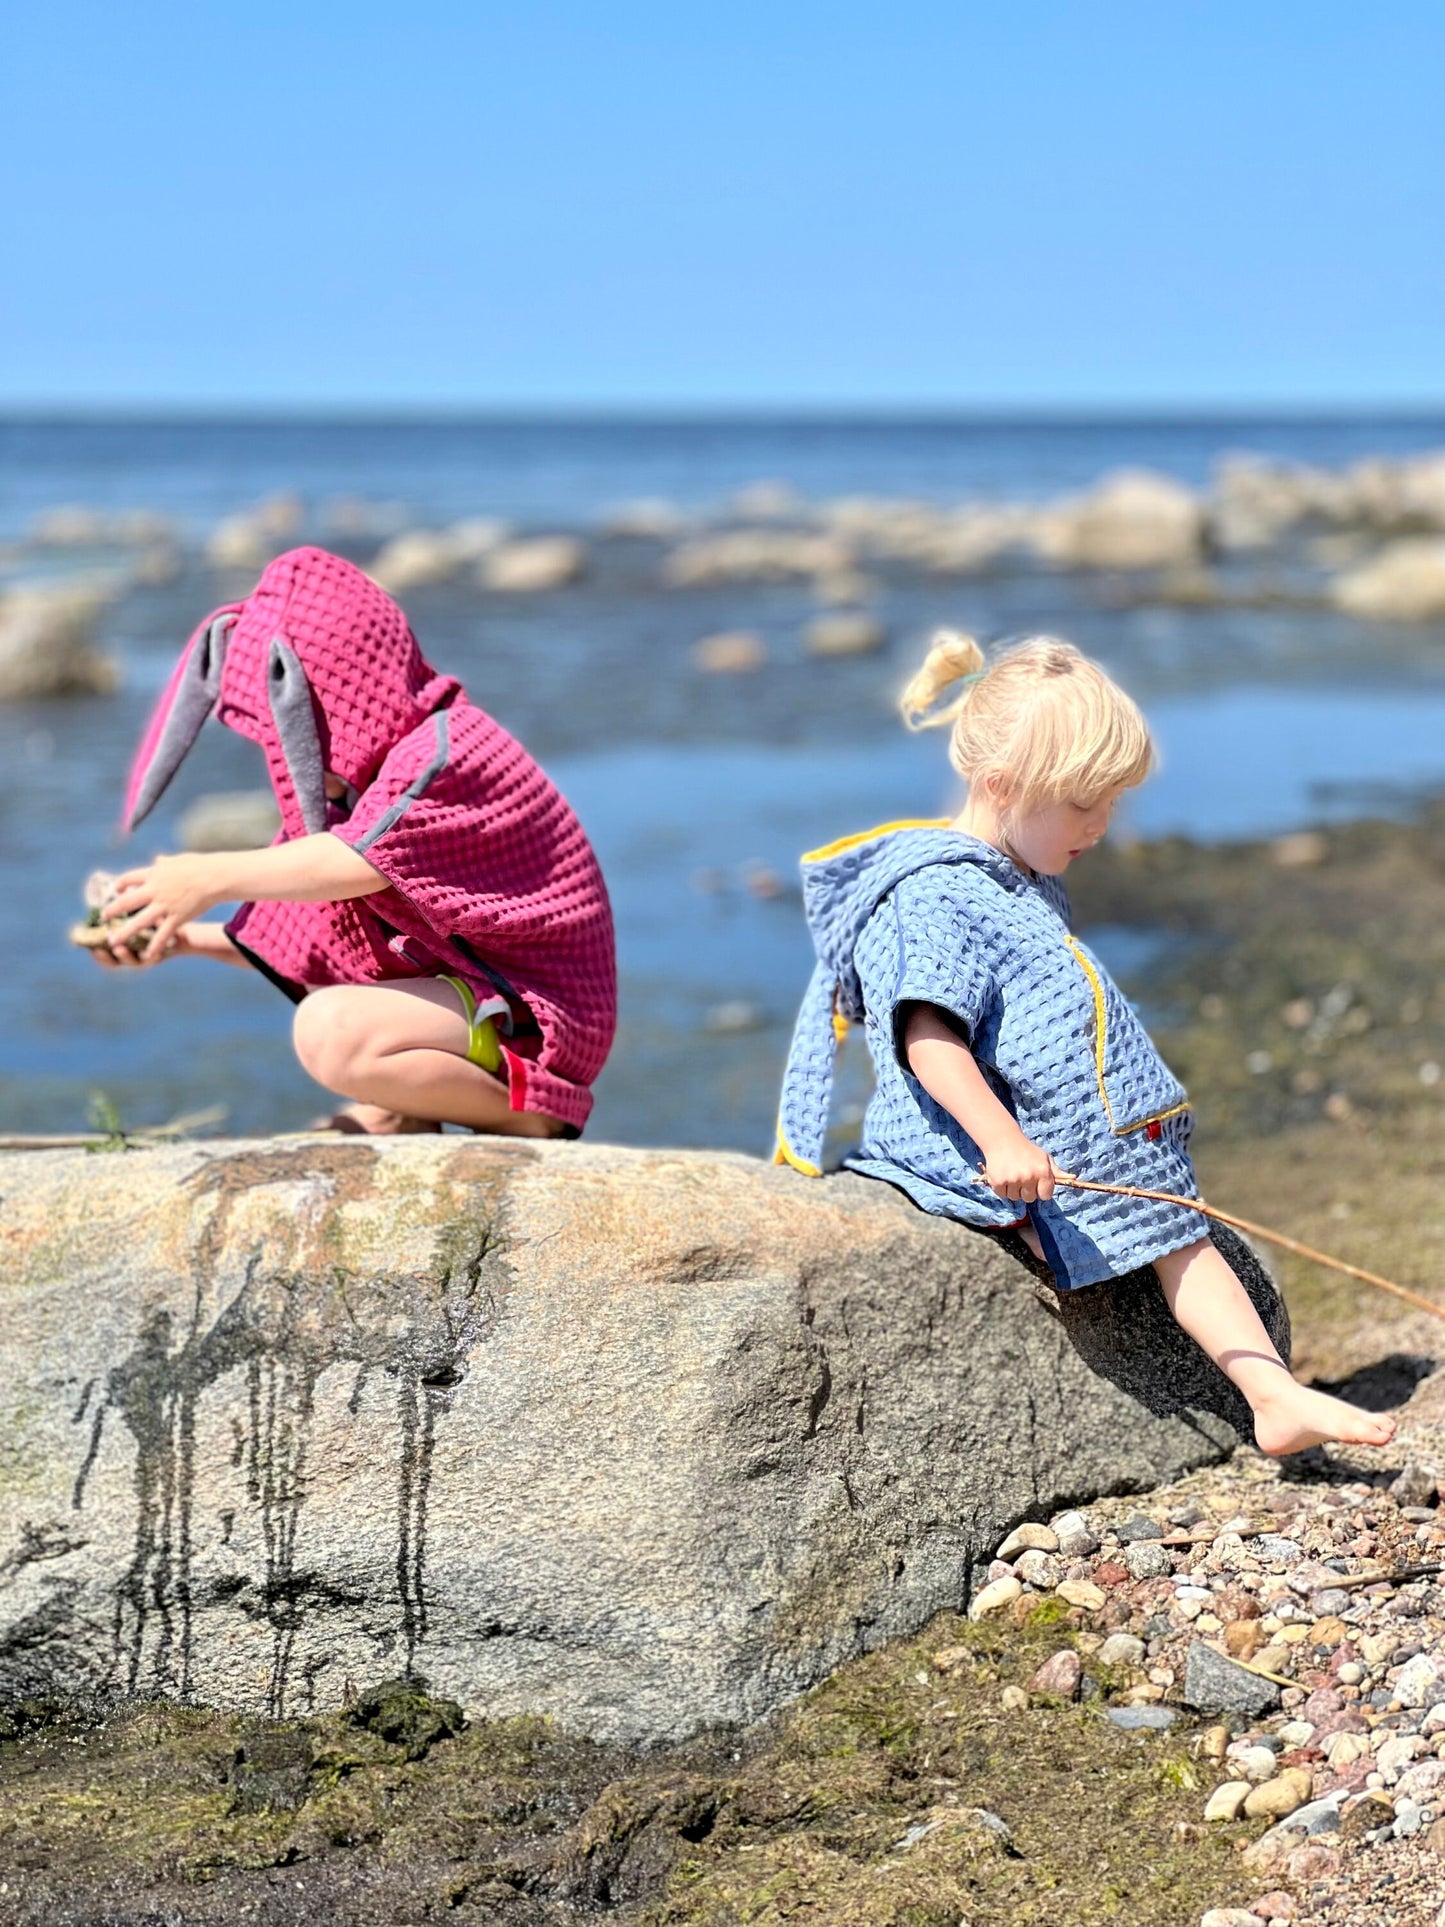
[1052,1169,1445,1328]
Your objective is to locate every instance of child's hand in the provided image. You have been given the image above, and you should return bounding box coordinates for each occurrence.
[979,1129,1058,1204]
[104,857,223,964]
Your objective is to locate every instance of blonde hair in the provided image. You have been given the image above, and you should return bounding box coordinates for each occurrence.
[899,629,1154,805]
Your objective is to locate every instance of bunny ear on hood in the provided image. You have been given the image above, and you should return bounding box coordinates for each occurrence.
[122,607,240,832]
[264,634,329,835]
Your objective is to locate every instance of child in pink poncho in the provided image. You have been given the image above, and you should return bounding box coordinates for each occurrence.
[97,546,616,1138]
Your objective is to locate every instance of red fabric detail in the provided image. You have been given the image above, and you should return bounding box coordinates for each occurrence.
[1146,1119,1163,1141]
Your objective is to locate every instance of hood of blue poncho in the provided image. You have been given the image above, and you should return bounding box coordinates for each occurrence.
[799,819,1035,1022]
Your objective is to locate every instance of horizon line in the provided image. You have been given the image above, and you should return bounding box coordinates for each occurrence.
[5,400,1445,427]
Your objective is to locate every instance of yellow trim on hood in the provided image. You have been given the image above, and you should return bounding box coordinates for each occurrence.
[802,818,951,865]
[773,1129,822,1178]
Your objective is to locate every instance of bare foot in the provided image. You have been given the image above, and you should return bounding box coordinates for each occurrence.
[309,1104,442,1136]
[1253,1381,1398,1457]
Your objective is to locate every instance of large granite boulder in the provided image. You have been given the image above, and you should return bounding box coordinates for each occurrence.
[0,1138,1285,1743]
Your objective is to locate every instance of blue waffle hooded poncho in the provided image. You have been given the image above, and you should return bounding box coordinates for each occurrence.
[774,820,1208,1290]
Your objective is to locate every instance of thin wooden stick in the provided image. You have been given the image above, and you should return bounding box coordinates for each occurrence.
[1052,1169,1445,1328]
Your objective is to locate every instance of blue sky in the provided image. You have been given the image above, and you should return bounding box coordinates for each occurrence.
[3,3,1443,409]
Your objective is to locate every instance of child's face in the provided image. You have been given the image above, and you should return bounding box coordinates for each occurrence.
[1008,788,1123,875]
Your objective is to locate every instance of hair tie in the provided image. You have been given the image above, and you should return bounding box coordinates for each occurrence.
[958,669,985,688]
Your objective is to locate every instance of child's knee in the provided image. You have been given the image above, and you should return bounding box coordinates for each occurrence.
[293,988,371,1086]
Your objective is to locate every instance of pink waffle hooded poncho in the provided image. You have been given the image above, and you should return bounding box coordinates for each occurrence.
[123,546,616,1132]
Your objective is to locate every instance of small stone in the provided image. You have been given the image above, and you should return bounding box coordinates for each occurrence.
[1204,1780,1252,1822]
[1053,1510,1100,1558]
[1326,1731,1369,1769]
[986,1559,1014,1583]
[1337,1662,1363,1686]
[1394,1797,1425,1837]
[1395,1653,1445,1709]
[1201,1724,1231,1761]
[969,1576,1022,1620]
[1276,1720,1316,1749]
[1239,1745,1285,1783]
[1225,1619,1264,1660]
[1198,1911,1266,1927]
[1248,1536,1302,1566]
[1184,1640,1282,1718]
[1056,1579,1106,1611]
[996,1522,1059,1560]
[1376,1733,1426,1782]
[931,1644,972,1673]
[1427,1814,1445,1852]
[1029,1650,1082,1700]
[1396,1758,1445,1803]
[1093,1560,1129,1587]
[1308,1589,1352,1618]
[1250,1894,1297,1922]
[999,1684,1029,1712]
[1301,1686,1343,1725]
[1105,1705,1176,1731]
[1275,1794,1342,1835]
[1244,1776,1306,1820]
[1015,1549,1063,1589]
[1117,1513,1164,1543]
[1125,1542,1173,1582]
[1389,1463,1438,1508]
[1307,1616,1348,1646]
[1283,1842,1340,1882]
[1097,1633,1146,1669]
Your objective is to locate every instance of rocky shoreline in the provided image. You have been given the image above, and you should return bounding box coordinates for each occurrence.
[6,444,1445,703]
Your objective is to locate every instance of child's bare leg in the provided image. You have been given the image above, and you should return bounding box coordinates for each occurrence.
[293,982,563,1139]
[1154,1238,1395,1456]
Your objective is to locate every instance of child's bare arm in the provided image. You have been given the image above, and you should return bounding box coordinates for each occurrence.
[102,835,388,964]
[178,921,255,968]
[902,1002,1056,1204]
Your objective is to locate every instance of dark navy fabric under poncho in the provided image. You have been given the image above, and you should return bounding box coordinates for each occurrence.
[774,822,1207,1290]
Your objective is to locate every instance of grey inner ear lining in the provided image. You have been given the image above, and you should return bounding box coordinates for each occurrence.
[266,635,328,836]
[128,612,236,828]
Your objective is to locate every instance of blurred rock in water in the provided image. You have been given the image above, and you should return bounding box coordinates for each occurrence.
[479,535,586,591]
[205,494,304,571]
[804,611,886,658]
[1330,537,1445,621]
[179,790,283,852]
[28,506,177,548]
[664,528,852,586]
[693,629,766,673]
[1032,468,1205,571]
[0,585,119,700]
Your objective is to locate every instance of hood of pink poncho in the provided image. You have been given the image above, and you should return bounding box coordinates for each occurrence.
[123,546,460,838]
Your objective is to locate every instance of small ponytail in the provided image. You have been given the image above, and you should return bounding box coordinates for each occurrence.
[899,629,986,732]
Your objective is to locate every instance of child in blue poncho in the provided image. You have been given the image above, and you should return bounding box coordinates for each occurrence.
[775,629,1394,1459]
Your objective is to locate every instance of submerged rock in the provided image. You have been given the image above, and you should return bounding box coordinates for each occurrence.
[1032,468,1206,571]
[179,789,282,852]
[479,535,586,591]
[1330,537,1445,620]
[0,1139,1285,1743]
[0,585,120,700]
